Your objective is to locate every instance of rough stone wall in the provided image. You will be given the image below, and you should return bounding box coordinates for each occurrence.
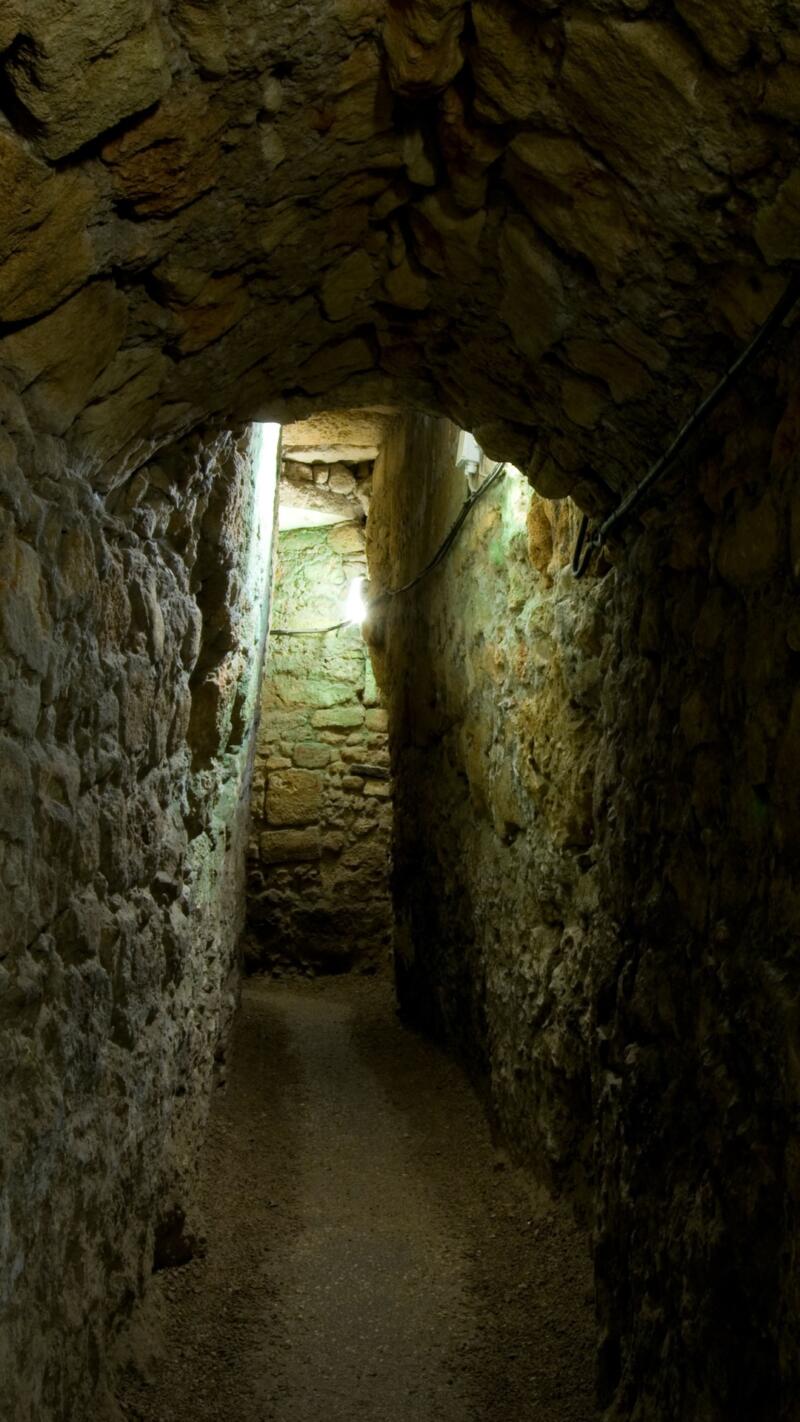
[247,521,392,973]
[0,416,277,1421]
[591,355,800,1422]
[281,454,374,524]
[368,415,602,1202]
[368,369,800,1421]
[0,0,797,517]
[2,1,800,1415]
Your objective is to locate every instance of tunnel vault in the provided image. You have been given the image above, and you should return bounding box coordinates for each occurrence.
[2,3,800,1422]
[0,0,798,504]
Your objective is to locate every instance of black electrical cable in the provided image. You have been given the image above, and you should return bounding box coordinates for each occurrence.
[572,272,800,578]
[373,459,508,603]
[271,619,351,636]
[271,461,509,636]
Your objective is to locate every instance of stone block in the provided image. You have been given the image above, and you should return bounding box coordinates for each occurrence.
[311,706,365,729]
[328,465,358,496]
[340,837,390,873]
[174,0,231,77]
[363,658,381,708]
[0,533,52,675]
[0,132,95,322]
[101,85,227,218]
[266,769,323,826]
[365,708,389,732]
[284,460,314,483]
[278,675,355,710]
[321,251,375,322]
[472,0,558,123]
[296,336,375,397]
[259,829,321,864]
[498,217,567,364]
[329,522,364,554]
[364,781,391,799]
[7,13,171,160]
[383,259,431,311]
[266,705,318,737]
[756,170,800,263]
[507,133,635,279]
[0,735,33,840]
[349,763,390,780]
[1,283,128,436]
[293,742,332,769]
[674,0,756,68]
[763,63,800,126]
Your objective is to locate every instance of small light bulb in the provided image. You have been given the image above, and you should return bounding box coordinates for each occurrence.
[343,576,367,625]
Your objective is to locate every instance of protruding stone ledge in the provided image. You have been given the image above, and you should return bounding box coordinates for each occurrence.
[348,763,390,780]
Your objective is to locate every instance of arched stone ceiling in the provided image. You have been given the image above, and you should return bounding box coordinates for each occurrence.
[0,0,798,509]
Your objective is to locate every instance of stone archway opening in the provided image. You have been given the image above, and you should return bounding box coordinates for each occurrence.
[245,409,396,978]
[2,1,800,1416]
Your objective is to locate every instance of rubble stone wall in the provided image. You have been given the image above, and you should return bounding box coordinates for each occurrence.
[368,415,602,1199]
[246,521,392,973]
[0,0,797,517]
[0,417,277,1421]
[2,0,800,1414]
[368,375,800,1422]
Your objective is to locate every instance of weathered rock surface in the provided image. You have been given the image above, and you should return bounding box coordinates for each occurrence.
[368,417,601,1200]
[282,411,393,464]
[279,443,373,523]
[0,0,796,504]
[246,518,392,974]
[2,0,800,1417]
[0,418,278,1421]
[368,385,800,1422]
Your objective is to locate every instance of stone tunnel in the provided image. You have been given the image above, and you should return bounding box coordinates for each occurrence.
[1,0,800,1417]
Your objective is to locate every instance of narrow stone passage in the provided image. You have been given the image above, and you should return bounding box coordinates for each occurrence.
[117,976,595,1422]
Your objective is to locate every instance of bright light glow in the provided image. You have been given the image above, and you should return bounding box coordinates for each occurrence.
[255,422,282,528]
[278,505,344,531]
[503,462,531,526]
[343,576,367,625]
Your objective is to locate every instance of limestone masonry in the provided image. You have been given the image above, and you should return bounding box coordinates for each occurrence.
[1,0,800,1418]
[369,400,800,1421]
[246,518,392,973]
[0,0,797,513]
[0,421,277,1418]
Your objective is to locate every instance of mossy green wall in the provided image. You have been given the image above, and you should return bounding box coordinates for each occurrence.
[246,521,392,972]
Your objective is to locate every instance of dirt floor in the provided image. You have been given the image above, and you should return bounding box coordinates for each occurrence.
[116,974,596,1421]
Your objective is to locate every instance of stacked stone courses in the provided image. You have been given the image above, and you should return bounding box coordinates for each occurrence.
[1,0,800,1413]
[246,520,392,973]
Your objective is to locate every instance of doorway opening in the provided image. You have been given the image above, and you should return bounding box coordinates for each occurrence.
[244,410,395,977]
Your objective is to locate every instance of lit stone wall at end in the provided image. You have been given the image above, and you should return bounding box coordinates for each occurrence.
[246,520,392,974]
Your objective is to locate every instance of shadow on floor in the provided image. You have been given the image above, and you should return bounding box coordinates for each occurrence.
[115,974,596,1422]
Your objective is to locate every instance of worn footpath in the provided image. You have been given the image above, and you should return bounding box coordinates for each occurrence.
[116,974,595,1422]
